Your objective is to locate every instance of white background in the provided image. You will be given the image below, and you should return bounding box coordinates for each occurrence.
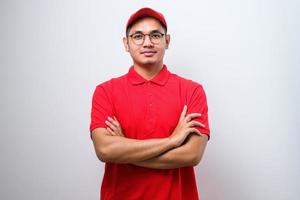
[1,0,299,199]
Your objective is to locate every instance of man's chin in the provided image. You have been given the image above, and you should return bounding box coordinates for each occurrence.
[134,58,162,67]
[139,60,157,66]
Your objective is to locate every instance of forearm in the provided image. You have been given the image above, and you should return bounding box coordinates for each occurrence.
[133,134,208,169]
[92,128,175,164]
[133,143,193,169]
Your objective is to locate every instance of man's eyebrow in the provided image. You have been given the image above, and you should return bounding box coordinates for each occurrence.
[131,30,143,34]
[149,30,162,33]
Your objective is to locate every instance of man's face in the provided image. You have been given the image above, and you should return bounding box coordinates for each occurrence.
[123,17,170,67]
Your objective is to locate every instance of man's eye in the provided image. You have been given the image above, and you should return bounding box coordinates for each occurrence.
[132,34,143,40]
[151,33,162,39]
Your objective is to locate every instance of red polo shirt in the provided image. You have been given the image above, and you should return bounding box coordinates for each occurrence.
[90,64,210,200]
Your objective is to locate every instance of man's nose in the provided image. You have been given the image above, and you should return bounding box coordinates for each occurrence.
[143,35,154,47]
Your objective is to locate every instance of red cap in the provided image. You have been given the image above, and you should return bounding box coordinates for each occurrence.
[126,7,167,32]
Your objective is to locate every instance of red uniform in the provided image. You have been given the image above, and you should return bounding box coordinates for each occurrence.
[90,65,210,200]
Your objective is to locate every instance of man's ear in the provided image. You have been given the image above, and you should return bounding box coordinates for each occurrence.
[165,34,170,49]
[123,37,129,52]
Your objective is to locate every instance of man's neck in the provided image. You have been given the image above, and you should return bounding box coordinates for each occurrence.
[133,63,163,80]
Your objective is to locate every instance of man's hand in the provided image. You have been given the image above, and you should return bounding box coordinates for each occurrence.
[169,105,205,147]
[105,116,124,137]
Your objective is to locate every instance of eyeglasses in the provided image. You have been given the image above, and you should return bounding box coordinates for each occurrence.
[129,32,165,45]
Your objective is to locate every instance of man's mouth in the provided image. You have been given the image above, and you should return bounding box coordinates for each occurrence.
[141,51,157,57]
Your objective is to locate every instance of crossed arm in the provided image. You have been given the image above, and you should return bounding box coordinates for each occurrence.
[91,106,209,169]
[92,128,208,169]
[133,133,208,169]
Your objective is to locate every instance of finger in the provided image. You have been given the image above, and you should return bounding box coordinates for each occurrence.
[106,127,116,136]
[115,127,124,137]
[185,113,202,122]
[108,116,124,137]
[180,105,187,121]
[105,120,118,131]
[110,127,124,137]
[107,116,119,127]
[114,128,122,136]
[105,128,113,136]
[188,120,205,128]
[113,116,120,124]
[189,128,201,135]
[109,117,124,137]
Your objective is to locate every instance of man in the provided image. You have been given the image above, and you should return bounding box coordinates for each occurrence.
[90,7,210,200]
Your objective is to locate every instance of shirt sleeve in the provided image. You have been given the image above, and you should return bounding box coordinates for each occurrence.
[187,84,211,140]
[89,84,114,138]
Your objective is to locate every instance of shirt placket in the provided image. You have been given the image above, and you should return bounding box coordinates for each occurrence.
[145,82,156,134]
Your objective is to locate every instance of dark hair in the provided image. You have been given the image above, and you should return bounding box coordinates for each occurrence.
[126,17,167,37]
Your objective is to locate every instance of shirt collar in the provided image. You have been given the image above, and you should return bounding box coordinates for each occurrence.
[127,64,170,86]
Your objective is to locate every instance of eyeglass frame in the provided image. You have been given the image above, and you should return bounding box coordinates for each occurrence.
[128,31,165,45]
